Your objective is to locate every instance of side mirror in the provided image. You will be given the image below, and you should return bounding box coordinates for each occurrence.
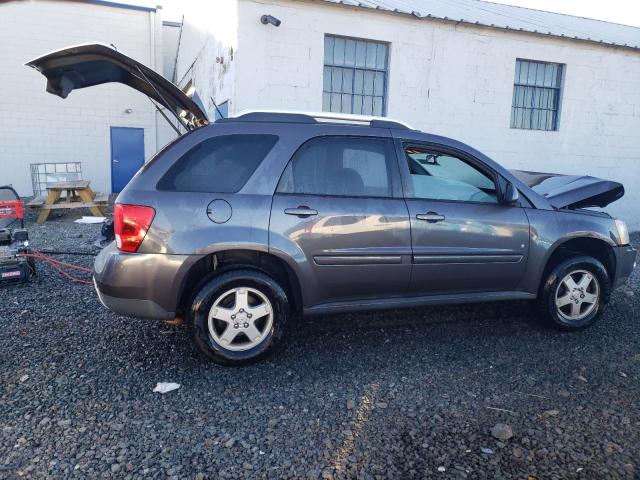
[502,182,519,205]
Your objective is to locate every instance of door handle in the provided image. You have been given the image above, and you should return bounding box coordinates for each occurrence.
[284,206,318,217]
[113,159,119,163]
[416,212,445,223]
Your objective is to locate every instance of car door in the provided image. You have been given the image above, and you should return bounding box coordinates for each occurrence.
[269,135,412,308]
[396,140,530,295]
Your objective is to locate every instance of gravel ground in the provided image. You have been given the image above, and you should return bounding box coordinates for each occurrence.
[1,207,639,479]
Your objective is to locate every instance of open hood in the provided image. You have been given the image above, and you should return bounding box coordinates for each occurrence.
[511,170,625,209]
[26,43,208,131]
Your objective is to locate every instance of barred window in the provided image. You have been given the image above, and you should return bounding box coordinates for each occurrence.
[511,59,563,131]
[323,35,389,116]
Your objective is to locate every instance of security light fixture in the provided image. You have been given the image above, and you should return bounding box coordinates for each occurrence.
[260,14,281,27]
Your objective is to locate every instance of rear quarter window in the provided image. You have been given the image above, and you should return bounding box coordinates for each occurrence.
[157,134,278,193]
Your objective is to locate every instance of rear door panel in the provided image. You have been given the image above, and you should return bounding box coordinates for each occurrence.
[268,133,412,308]
[270,194,412,306]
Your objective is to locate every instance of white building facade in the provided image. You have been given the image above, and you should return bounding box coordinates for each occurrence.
[174,0,640,228]
[0,0,165,197]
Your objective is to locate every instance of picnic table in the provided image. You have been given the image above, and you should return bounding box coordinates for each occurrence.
[27,180,108,223]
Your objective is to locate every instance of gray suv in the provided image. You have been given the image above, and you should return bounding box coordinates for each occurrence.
[30,44,636,365]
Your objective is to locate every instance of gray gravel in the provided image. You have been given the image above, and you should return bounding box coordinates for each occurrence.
[1,207,639,479]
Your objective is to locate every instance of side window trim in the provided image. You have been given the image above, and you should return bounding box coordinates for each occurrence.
[275,135,403,199]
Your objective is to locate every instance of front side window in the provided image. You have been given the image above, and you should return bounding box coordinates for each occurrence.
[278,137,394,198]
[157,134,278,193]
[405,146,498,204]
[511,59,563,131]
[323,35,389,116]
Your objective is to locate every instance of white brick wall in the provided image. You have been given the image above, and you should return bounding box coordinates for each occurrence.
[0,0,162,196]
[162,22,181,81]
[230,0,640,228]
[174,0,238,118]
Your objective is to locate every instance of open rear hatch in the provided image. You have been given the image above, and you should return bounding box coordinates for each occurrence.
[511,170,625,209]
[26,43,208,131]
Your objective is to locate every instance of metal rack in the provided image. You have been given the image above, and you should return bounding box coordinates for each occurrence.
[30,162,82,196]
[218,110,413,130]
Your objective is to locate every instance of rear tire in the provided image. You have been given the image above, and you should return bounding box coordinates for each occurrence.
[539,256,610,331]
[189,269,289,366]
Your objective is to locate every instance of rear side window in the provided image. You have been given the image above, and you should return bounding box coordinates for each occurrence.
[277,136,394,197]
[157,134,278,193]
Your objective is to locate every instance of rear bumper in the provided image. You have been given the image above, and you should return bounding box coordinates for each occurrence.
[612,245,637,289]
[94,280,176,319]
[93,242,203,320]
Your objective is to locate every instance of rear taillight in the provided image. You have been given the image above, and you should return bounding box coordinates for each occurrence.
[113,203,155,253]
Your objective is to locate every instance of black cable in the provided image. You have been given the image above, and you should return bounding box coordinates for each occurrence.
[35,249,97,256]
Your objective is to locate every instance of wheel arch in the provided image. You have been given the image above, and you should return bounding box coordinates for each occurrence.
[175,248,303,317]
[538,236,616,293]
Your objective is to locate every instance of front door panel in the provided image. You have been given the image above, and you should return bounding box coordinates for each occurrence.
[407,200,530,295]
[270,194,412,307]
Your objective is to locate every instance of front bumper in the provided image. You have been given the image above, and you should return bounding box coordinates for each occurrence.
[93,242,203,320]
[612,244,637,289]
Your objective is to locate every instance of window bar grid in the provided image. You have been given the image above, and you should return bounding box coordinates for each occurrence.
[323,35,388,117]
[511,60,563,131]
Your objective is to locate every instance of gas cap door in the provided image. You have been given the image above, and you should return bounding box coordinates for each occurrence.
[206,199,232,224]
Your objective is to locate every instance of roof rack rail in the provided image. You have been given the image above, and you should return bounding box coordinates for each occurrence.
[217,110,413,129]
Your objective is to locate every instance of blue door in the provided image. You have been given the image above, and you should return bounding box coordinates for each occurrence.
[110,127,145,193]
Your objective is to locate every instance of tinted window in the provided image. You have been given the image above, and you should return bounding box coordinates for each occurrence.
[157,134,278,193]
[278,137,394,197]
[405,146,498,203]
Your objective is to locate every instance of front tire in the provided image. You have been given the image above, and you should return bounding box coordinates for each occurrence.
[189,269,290,366]
[539,256,610,330]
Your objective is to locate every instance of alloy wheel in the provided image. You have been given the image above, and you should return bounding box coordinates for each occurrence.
[555,269,599,321]
[208,287,274,351]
